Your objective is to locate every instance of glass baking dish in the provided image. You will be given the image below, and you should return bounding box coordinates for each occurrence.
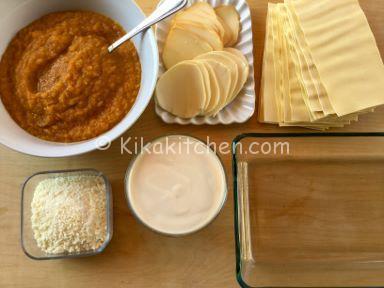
[232,133,384,287]
[21,169,113,260]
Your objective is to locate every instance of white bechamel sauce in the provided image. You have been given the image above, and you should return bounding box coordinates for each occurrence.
[127,135,227,235]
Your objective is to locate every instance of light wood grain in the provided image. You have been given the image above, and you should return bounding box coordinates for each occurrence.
[0,1,383,287]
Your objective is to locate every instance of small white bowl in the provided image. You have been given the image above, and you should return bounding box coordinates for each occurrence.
[125,135,228,236]
[0,0,158,157]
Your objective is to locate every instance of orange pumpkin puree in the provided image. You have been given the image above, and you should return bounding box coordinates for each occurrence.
[0,11,141,142]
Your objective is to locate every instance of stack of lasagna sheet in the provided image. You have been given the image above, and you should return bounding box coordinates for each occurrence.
[259,0,384,130]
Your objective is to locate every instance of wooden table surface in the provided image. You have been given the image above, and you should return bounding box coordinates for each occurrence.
[0,1,383,287]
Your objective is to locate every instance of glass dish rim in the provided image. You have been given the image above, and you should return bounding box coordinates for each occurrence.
[232,132,384,288]
[124,134,228,237]
[20,168,113,260]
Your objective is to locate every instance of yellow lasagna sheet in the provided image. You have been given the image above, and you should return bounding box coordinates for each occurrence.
[291,0,384,116]
[259,3,279,124]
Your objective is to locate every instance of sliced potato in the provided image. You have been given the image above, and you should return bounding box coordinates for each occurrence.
[174,23,223,50]
[196,51,239,105]
[225,47,248,66]
[156,61,206,118]
[174,3,225,41]
[175,18,217,37]
[196,61,221,115]
[187,2,225,37]
[159,3,246,118]
[173,11,218,34]
[187,9,225,40]
[187,2,216,16]
[162,27,213,69]
[216,16,232,45]
[196,58,232,116]
[224,48,249,102]
[215,5,240,46]
[195,61,211,111]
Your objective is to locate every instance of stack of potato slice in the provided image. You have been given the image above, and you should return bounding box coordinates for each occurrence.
[215,5,240,47]
[157,2,249,119]
[157,49,249,118]
[162,2,241,69]
[259,0,384,130]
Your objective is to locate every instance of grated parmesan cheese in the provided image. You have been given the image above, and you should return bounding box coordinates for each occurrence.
[31,175,107,254]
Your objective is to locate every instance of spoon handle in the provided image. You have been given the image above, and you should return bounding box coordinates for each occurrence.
[108,0,188,53]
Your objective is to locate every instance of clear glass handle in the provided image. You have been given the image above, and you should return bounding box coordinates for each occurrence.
[108,0,188,52]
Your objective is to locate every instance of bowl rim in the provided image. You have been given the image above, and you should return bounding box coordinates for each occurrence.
[0,0,159,158]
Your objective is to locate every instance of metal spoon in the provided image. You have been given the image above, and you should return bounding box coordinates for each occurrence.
[108,0,188,53]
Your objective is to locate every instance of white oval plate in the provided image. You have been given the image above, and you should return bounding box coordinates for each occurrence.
[155,0,256,125]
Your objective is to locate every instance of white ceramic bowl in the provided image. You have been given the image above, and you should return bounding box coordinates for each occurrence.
[0,0,158,157]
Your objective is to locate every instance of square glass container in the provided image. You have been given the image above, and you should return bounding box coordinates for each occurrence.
[21,169,113,260]
[233,133,384,287]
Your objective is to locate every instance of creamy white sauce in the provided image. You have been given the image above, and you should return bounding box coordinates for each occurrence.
[127,135,227,235]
